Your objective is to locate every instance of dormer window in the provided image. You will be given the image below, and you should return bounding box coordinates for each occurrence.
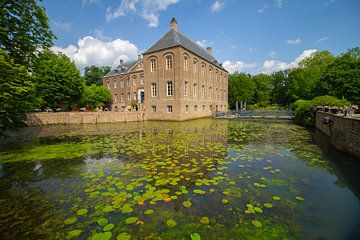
[166,55,173,70]
[150,59,156,72]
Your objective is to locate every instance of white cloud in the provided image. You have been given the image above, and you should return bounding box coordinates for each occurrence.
[223,49,317,74]
[316,37,329,43]
[211,1,224,12]
[51,36,139,71]
[52,20,72,31]
[94,29,112,41]
[106,0,180,28]
[223,60,257,73]
[196,39,214,48]
[82,0,101,6]
[286,38,302,45]
[325,0,335,6]
[257,5,268,13]
[268,51,277,57]
[275,0,283,8]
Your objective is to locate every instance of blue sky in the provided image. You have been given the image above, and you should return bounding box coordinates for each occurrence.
[43,0,360,74]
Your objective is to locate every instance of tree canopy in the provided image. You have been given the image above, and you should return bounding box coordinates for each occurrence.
[81,84,112,109]
[84,65,111,86]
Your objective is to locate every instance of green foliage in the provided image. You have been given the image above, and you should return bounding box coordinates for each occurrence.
[84,65,111,86]
[252,74,273,106]
[81,84,112,109]
[33,51,84,110]
[0,0,56,67]
[0,50,36,136]
[228,72,255,109]
[292,96,350,127]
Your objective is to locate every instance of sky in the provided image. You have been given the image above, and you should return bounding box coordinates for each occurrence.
[43,0,360,74]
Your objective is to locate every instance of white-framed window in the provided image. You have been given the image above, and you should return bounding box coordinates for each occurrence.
[106,81,110,89]
[133,77,136,85]
[184,81,189,96]
[120,80,124,88]
[140,76,144,85]
[121,93,124,102]
[114,81,117,88]
[127,92,130,101]
[167,81,173,96]
[208,87,212,99]
[133,92,137,101]
[150,59,156,72]
[127,79,130,87]
[194,105,198,111]
[166,55,173,70]
[201,65,205,76]
[167,105,173,113]
[114,94,118,102]
[151,83,157,97]
[184,56,188,71]
[201,85,205,98]
[193,61,197,74]
[193,84,197,97]
[185,105,189,112]
[152,105,156,112]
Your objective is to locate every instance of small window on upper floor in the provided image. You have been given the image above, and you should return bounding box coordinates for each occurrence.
[106,81,110,89]
[114,81,117,88]
[201,65,205,76]
[127,79,130,86]
[184,56,188,71]
[140,76,144,85]
[120,80,124,88]
[166,55,173,70]
[151,83,157,97]
[193,61,197,74]
[150,59,156,72]
[114,94,118,102]
[133,77,136,85]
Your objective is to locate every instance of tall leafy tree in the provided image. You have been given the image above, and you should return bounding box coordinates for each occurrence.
[0,50,36,136]
[81,84,112,109]
[228,72,255,109]
[271,70,292,105]
[33,51,84,110]
[252,74,273,106]
[84,65,111,86]
[0,0,56,67]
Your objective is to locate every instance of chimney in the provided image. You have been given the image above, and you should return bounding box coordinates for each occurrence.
[170,17,178,30]
[206,47,212,54]
[120,59,124,65]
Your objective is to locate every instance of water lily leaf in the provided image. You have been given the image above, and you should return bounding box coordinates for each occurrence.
[67,229,82,238]
[263,203,273,208]
[64,217,77,225]
[252,220,262,228]
[144,209,154,215]
[273,196,281,201]
[200,217,210,224]
[103,223,115,231]
[166,218,177,227]
[183,201,192,208]
[97,218,108,226]
[222,199,229,204]
[193,189,206,194]
[117,232,131,240]
[77,208,88,215]
[254,207,263,213]
[125,217,139,224]
[121,204,133,214]
[295,196,305,201]
[91,232,112,240]
[103,205,114,213]
[191,233,201,240]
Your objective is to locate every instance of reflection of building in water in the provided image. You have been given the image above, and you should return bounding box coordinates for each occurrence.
[103,18,228,121]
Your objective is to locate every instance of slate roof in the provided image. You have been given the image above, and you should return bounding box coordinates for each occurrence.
[144,28,227,72]
[104,60,138,77]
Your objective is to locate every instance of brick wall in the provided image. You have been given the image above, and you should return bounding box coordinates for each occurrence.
[26,111,146,126]
[316,111,360,159]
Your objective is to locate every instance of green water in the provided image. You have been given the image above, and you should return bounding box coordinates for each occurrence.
[0,119,359,240]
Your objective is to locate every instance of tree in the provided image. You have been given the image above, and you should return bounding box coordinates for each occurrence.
[0,0,56,67]
[228,72,255,109]
[252,74,273,106]
[0,50,36,136]
[84,65,111,86]
[33,51,84,110]
[317,48,360,105]
[81,85,112,109]
[271,70,292,105]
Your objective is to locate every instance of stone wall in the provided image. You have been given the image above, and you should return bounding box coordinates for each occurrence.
[26,111,146,126]
[316,111,360,159]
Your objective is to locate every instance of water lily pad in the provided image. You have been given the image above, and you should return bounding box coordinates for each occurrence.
[103,223,115,231]
[91,232,112,240]
[273,196,281,201]
[125,217,139,224]
[183,201,192,208]
[166,218,177,227]
[117,232,131,240]
[144,209,154,215]
[200,217,210,224]
[222,199,229,204]
[193,189,206,194]
[97,218,108,226]
[67,229,82,238]
[77,208,88,215]
[263,203,273,208]
[191,233,201,240]
[103,205,114,213]
[295,196,305,201]
[254,207,263,213]
[252,220,262,228]
[121,204,133,214]
[64,217,77,225]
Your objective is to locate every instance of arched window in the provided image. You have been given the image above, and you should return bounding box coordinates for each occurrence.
[114,81,117,88]
[114,94,118,102]
[150,59,156,72]
[201,85,205,97]
[193,60,197,74]
[184,56,188,71]
[166,55,173,70]
[193,84,197,97]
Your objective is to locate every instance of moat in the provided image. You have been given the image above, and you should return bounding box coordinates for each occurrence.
[0,119,359,240]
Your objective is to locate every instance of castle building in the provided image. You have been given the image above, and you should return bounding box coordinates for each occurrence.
[103,18,228,120]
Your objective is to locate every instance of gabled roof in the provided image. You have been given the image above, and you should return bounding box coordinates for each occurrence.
[104,60,138,77]
[144,28,227,72]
